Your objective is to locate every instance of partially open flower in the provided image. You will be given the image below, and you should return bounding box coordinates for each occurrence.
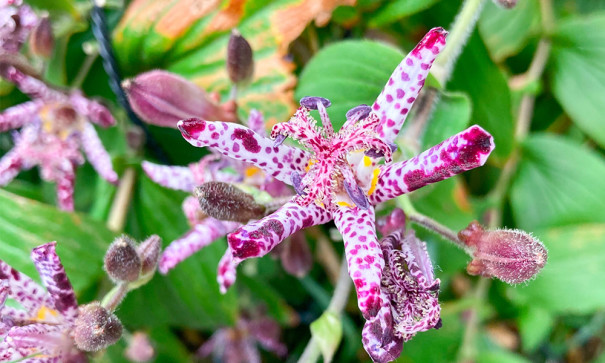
[458,221,547,284]
[0,242,90,361]
[123,70,238,128]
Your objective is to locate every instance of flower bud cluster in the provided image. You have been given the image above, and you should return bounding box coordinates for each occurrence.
[104,235,162,284]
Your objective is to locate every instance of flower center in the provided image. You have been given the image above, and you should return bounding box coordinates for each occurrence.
[272,97,392,210]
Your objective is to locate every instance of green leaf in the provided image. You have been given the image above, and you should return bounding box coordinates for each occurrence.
[117,175,238,330]
[476,350,532,363]
[507,224,605,314]
[0,189,115,293]
[239,274,299,326]
[295,40,404,130]
[518,306,554,352]
[478,0,541,61]
[450,30,514,161]
[421,91,472,151]
[550,13,605,148]
[367,0,441,27]
[310,311,343,363]
[510,134,605,230]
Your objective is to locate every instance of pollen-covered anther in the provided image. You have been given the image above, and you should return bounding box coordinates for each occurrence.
[458,221,548,284]
[195,181,266,223]
[73,302,123,352]
[104,235,142,283]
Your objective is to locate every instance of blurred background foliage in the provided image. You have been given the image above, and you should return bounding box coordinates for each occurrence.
[1,0,605,362]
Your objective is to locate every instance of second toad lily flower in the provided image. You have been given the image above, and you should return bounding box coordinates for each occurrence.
[178,27,494,320]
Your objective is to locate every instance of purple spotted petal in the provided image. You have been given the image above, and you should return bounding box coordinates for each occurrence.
[30,242,77,323]
[5,323,64,359]
[290,171,307,196]
[217,248,237,293]
[344,180,369,210]
[78,123,118,184]
[0,260,47,316]
[0,100,43,132]
[158,220,241,274]
[333,207,385,319]
[178,118,311,185]
[0,279,8,310]
[299,96,331,110]
[227,201,331,270]
[362,303,404,363]
[0,149,23,186]
[373,28,448,143]
[69,93,116,127]
[246,109,266,136]
[0,341,20,361]
[55,163,76,211]
[369,125,494,205]
[2,67,64,103]
[142,161,195,192]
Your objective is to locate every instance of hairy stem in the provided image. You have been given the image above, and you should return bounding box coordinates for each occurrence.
[298,257,351,363]
[101,282,130,312]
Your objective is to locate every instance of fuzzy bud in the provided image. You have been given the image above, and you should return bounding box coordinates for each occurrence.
[104,235,142,283]
[458,221,547,284]
[137,235,162,276]
[73,302,123,352]
[492,0,518,8]
[122,70,237,128]
[194,181,266,223]
[226,29,254,84]
[125,331,155,362]
[29,15,54,58]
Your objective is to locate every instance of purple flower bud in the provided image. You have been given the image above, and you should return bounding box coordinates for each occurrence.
[29,15,54,58]
[376,208,406,237]
[194,181,266,223]
[299,96,331,110]
[73,302,123,352]
[125,331,155,362]
[104,235,142,283]
[227,29,254,84]
[458,221,548,284]
[492,0,518,8]
[122,70,238,128]
[137,235,162,277]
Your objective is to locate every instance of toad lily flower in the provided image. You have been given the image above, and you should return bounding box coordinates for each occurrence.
[178,27,494,357]
[0,66,118,210]
[0,242,85,362]
[143,110,292,281]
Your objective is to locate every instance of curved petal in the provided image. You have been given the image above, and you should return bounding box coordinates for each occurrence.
[217,248,237,294]
[2,67,64,103]
[70,93,116,127]
[0,100,42,132]
[333,207,385,319]
[55,162,76,211]
[5,323,63,359]
[228,201,331,266]
[372,28,447,143]
[158,220,241,274]
[362,303,403,363]
[79,123,118,184]
[0,148,23,186]
[142,161,195,192]
[369,125,494,205]
[178,118,311,184]
[30,242,77,323]
[0,260,47,315]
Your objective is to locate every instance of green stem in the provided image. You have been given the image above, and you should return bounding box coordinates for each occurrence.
[298,256,351,363]
[71,45,99,89]
[101,282,130,312]
[433,0,487,85]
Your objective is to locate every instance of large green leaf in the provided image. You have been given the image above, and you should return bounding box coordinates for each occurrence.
[550,13,605,148]
[117,175,238,330]
[450,30,514,161]
[295,40,404,130]
[507,224,605,314]
[510,134,605,230]
[479,0,541,61]
[0,189,115,293]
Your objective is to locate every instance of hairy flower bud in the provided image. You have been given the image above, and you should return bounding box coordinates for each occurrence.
[492,0,518,8]
[194,181,266,223]
[122,70,237,128]
[137,235,162,276]
[104,235,142,283]
[29,15,54,58]
[227,29,254,84]
[458,221,547,284]
[73,302,123,352]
